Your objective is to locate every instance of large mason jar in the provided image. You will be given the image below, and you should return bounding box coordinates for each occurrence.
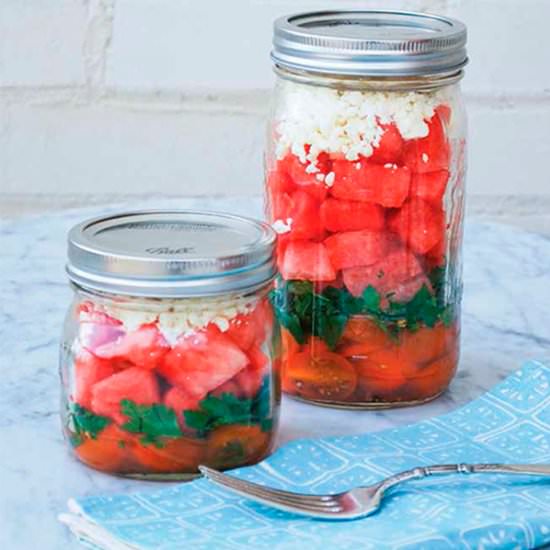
[265,11,467,408]
[60,211,280,479]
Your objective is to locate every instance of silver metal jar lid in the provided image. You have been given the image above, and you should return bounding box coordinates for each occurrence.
[272,10,468,77]
[66,211,277,297]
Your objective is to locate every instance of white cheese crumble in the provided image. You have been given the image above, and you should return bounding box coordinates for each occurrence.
[82,296,256,345]
[324,172,335,186]
[272,218,293,234]
[274,80,451,164]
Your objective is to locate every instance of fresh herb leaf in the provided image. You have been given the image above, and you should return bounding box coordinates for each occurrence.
[120,400,182,446]
[184,377,274,437]
[69,403,111,441]
[269,267,458,349]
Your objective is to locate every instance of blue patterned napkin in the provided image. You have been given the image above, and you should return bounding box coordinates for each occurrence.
[60,361,550,550]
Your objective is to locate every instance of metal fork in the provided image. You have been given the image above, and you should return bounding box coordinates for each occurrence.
[199,463,550,520]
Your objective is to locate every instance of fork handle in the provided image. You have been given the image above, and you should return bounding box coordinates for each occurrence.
[378,463,550,492]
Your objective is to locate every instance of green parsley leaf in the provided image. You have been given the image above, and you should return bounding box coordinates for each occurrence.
[69,403,111,441]
[120,400,182,446]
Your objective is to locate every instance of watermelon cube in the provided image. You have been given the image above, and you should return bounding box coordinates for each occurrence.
[164,387,201,432]
[94,323,170,370]
[320,198,385,232]
[287,190,324,240]
[410,170,449,204]
[369,123,404,165]
[280,240,337,281]
[159,326,250,399]
[281,153,330,201]
[90,367,160,424]
[324,230,387,270]
[342,246,424,297]
[331,160,411,208]
[388,198,445,254]
[73,349,115,409]
[403,112,450,173]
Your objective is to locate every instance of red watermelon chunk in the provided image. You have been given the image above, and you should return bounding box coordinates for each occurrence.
[281,153,330,201]
[269,190,293,222]
[164,387,201,432]
[342,246,424,298]
[94,323,170,370]
[389,274,433,304]
[267,165,295,195]
[159,326,249,399]
[410,170,449,204]
[73,349,115,409]
[426,237,447,268]
[369,123,404,164]
[331,160,411,207]
[403,112,450,173]
[320,198,385,232]
[280,240,336,281]
[324,230,387,270]
[288,190,324,240]
[388,198,446,254]
[90,367,160,424]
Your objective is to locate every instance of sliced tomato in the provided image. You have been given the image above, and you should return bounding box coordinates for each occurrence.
[400,324,458,366]
[324,229,387,270]
[340,317,388,350]
[93,323,170,370]
[404,350,458,399]
[388,198,445,254]
[73,349,115,409]
[205,424,271,469]
[132,436,206,474]
[410,170,449,204]
[302,336,331,359]
[73,425,134,473]
[280,240,337,282]
[90,367,160,424]
[281,328,301,358]
[341,245,423,297]
[320,198,385,233]
[282,350,357,401]
[369,123,404,165]
[403,112,450,173]
[331,160,411,207]
[159,326,249,399]
[353,358,408,398]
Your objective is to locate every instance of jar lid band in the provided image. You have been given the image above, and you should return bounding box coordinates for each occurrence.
[66,210,276,297]
[272,10,468,77]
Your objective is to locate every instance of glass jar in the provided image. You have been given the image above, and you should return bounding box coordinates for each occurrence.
[60,211,280,479]
[265,11,467,408]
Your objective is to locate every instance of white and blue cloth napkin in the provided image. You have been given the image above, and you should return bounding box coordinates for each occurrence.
[60,360,550,550]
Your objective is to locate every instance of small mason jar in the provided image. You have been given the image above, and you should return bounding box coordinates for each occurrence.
[265,11,468,408]
[60,211,280,479]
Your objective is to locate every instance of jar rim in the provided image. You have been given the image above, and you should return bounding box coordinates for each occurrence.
[272,10,468,78]
[66,210,277,298]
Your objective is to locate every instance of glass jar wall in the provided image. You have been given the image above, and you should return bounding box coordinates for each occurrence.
[61,287,279,478]
[265,12,467,408]
[61,211,280,478]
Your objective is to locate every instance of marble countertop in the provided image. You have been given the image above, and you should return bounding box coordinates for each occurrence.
[1,197,550,550]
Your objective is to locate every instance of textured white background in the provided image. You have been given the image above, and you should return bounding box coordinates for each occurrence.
[0,0,549,220]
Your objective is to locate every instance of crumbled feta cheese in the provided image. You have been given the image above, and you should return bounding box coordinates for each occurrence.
[316,173,325,182]
[272,218,292,234]
[84,295,256,344]
[422,153,429,163]
[274,80,450,163]
[324,172,335,186]
[305,163,319,174]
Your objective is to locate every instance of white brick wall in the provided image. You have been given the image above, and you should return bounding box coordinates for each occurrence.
[1,0,549,204]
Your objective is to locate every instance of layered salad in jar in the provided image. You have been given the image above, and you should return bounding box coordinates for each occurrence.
[62,291,278,477]
[266,81,465,407]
